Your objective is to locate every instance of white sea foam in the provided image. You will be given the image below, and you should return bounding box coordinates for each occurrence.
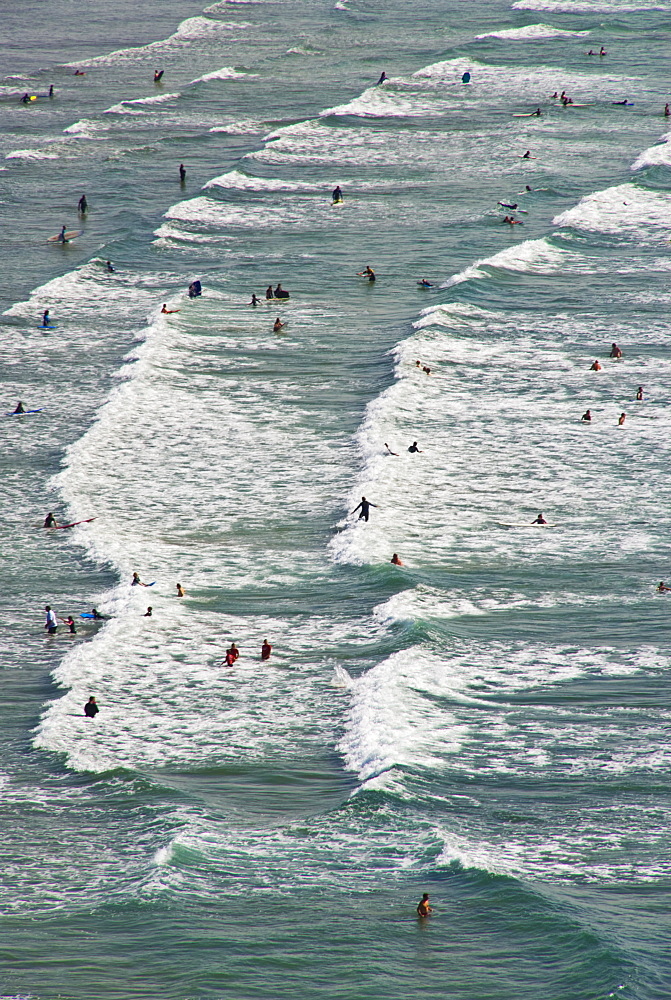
[204,169,317,191]
[321,86,447,119]
[553,183,671,237]
[437,238,567,289]
[5,149,59,161]
[631,132,671,171]
[66,17,244,68]
[513,0,669,9]
[104,92,180,114]
[189,66,250,83]
[475,23,589,39]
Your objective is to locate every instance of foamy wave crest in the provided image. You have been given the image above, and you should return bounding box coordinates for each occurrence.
[5,149,59,161]
[553,183,671,236]
[104,92,180,114]
[63,119,106,137]
[512,0,669,9]
[321,86,441,118]
[204,169,314,191]
[438,238,566,288]
[66,17,242,67]
[631,133,671,171]
[476,23,589,39]
[189,66,249,83]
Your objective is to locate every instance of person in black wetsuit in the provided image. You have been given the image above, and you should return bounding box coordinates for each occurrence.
[351,496,378,522]
[531,513,547,524]
[179,163,186,183]
[266,285,273,300]
[408,441,423,453]
[44,512,57,528]
[581,410,592,422]
[105,261,115,272]
[78,194,87,214]
[188,280,202,298]
[14,401,26,414]
[60,615,77,633]
[84,696,99,718]
[332,185,343,203]
[376,72,387,85]
[154,69,164,82]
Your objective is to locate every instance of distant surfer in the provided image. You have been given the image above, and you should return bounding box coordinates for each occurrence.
[224,648,236,666]
[105,260,115,272]
[636,386,643,400]
[77,194,87,214]
[49,85,54,97]
[250,294,260,306]
[376,72,387,85]
[422,366,431,375]
[44,512,57,528]
[332,185,343,203]
[73,70,85,76]
[610,342,623,359]
[665,104,670,118]
[533,107,541,116]
[57,225,67,243]
[161,304,180,314]
[154,69,164,83]
[618,412,626,426]
[91,608,106,620]
[590,360,602,371]
[503,216,523,225]
[351,496,378,522]
[531,513,547,524]
[176,583,185,597]
[657,582,671,592]
[408,441,422,453]
[13,401,25,414]
[261,640,272,660]
[384,443,399,455]
[417,894,432,918]
[273,317,285,332]
[42,309,50,327]
[44,605,58,635]
[498,202,518,210]
[391,553,403,566]
[131,572,148,587]
[612,99,631,106]
[188,280,202,298]
[522,151,533,159]
[265,285,274,300]
[84,696,99,718]
[357,266,375,282]
[60,615,77,634]
[21,92,30,105]
[600,46,606,56]
[462,71,471,84]
[179,163,186,183]
[417,279,433,287]
[274,283,290,298]
[228,642,240,662]
[144,607,153,617]
[581,410,592,422]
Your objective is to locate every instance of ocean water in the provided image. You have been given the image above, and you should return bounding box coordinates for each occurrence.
[2,1,671,997]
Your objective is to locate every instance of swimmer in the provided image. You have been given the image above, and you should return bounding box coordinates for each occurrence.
[610,342,623,359]
[417,894,432,918]
[618,412,626,426]
[60,615,77,634]
[415,360,422,367]
[273,317,285,332]
[408,441,423,453]
[531,513,548,524]
[590,360,602,371]
[390,553,403,566]
[84,696,99,718]
[73,70,85,76]
[161,304,180,314]
[657,582,671,592]
[525,185,532,192]
[77,194,87,214]
[90,608,106,620]
[376,72,387,85]
[250,294,260,306]
[332,185,343,203]
[261,640,272,660]
[422,366,431,375]
[227,642,240,662]
[179,163,186,183]
[351,496,378,522]
[581,409,592,422]
[154,69,164,82]
[44,605,58,635]
[42,309,50,327]
[417,279,433,287]
[176,583,185,597]
[357,266,376,282]
[105,261,115,272]
[143,607,153,617]
[503,216,523,225]
[13,401,25,414]
[21,92,30,105]
[665,104,670,118]
[266,285,274,300]
[43,512,57,528]
[587,50,595,56]
[131,572,148,587]
[384,443,399,456]
[636,386,643,401]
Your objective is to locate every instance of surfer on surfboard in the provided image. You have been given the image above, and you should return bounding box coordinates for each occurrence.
[531,513,548,524]
[44,512,58,528]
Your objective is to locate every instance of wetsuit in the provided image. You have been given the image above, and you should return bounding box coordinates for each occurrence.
[351,499,377,522]
[84,699,99,718]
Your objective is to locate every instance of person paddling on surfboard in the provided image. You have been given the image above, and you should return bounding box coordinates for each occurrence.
[131,572,149,587]
[44,512,58,528]
[14,401,25,414]
[531,513,548,524]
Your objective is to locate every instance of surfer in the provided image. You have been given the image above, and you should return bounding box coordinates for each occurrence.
[44,606,58,635]
[188,280,202,298]
[77,194,87,214]
[84,696,99,718]
[391,553,403,566]
[581,410,592,422]
[613,99,630,106]
[179,163,186,183]
[503,216,523,225]
[351,496,378,522]
[21,93,30,105]
[533,107,541,116]
[376,72,387,85]
[358,266,376,282]
[73,70,85,76]
[417,279,433,287]
[273,317,285,332]
[274,283,290,298]
[223,648,236,667]
[91,608,106,619]
[250,294,260,306]
[143,607,153,617]
[261,640,272,661]
[60,615,77,634]
[522,151,533,159]
[384,443,399,456]
[131,572,148,587]
[590,360,602,371]
[43,512,57,528]
[176,583,185,597]
[161,304,180,314]
[618,412,626,426]
[531,513,547,525]
[417,894,432,918]
[498,202,518,210]
[665,104,670,118]
[105,261,115,272]
[14,401,26,414]
[154,69,164,82]
[422,366,431,375]
[408,441,423,453]
[57,225,67,243]
[600,46,606,56]
[266,285,274,300]
[227,642,240,662]
[41,310,50,327]
[636,386,643,400]
[657,582,671,592]
[49,85,54,97]
[610,342,623,359]
[332,185,343,203]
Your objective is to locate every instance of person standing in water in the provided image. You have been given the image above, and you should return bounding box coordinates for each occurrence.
[618,412,626,426]
[261,640,272,661]
[77,194,87,214]
[581,410,592,422]
[176,583,185,597]
[610,343,623,359]
[417,894,432,918]
[351,496,378,522]
[179,163,186,183]
[57,225,67,243]
[391,553,403,566]
[105,261,115,272]
[636,386,644,401]
[376,72,387,85]
[60,615,77,634]
[332,185,343,203]
[84,696,99,718]
[273,317,285,332]
[44,605,58,635]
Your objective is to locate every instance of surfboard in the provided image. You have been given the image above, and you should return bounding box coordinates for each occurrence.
[47,230,82,244]
[512,113,542,118]
[332,199,344,205]
[5,408,42,416]
[47,517,97,530]
[38,324,56,330]
[496,521,557,528]
[80,613,111,620]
